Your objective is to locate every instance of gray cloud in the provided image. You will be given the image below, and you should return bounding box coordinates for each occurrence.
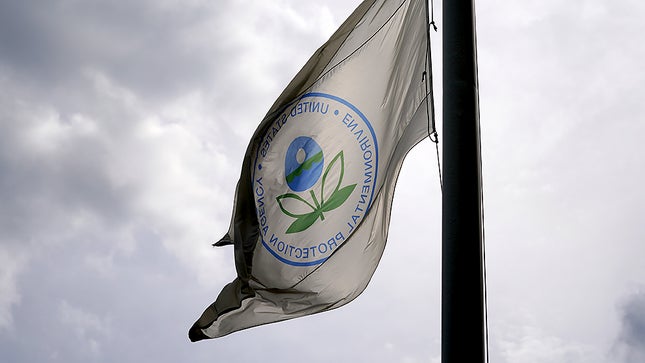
[0,1,369,361]
[0,104,137,245]
[615,291,645,363]
[0,0,219,101]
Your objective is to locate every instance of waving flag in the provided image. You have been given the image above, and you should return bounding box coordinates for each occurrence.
[190,0,432,341]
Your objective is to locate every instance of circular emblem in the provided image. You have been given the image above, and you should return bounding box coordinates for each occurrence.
[252,93,379,267]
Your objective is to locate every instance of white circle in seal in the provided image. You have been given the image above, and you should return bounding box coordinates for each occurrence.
[252,92,379,267]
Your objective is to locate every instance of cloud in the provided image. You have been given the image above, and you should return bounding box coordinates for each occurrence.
[58,300,111,357]
[0,1,361,360]
[614,290,645,363]
[0,247,26,330]
[0,5,232,340]
[0,0,221,101]
[495,321,603,363]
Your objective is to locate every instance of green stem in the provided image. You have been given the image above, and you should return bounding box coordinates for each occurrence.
[309,190,325,220]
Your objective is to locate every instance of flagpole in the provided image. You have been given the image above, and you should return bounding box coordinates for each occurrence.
[441,0,486,362]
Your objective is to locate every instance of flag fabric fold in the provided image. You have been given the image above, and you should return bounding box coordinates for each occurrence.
[190,0,432,341]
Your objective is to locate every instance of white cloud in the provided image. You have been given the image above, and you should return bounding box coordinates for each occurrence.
[58,300,111,357]
[497,323,603,363]
[0,247,26,331]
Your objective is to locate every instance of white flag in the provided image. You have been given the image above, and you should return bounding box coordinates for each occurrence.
[190,0,432,341]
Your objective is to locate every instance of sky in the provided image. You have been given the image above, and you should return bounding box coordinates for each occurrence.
[1,0,644,362]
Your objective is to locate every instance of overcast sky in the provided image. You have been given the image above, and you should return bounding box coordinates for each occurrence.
[1,0,644,362]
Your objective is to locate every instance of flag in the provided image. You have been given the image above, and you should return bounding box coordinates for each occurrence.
[190,0,432,341]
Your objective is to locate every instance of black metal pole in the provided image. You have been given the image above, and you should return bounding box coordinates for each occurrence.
[442,0,485,362]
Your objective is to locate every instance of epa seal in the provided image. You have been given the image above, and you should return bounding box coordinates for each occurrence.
[252,92,379,267]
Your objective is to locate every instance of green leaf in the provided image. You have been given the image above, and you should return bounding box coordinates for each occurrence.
[286,211,322,234]
[320,151,345,205]
[276,193,316,218]
[321,184,356,212]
